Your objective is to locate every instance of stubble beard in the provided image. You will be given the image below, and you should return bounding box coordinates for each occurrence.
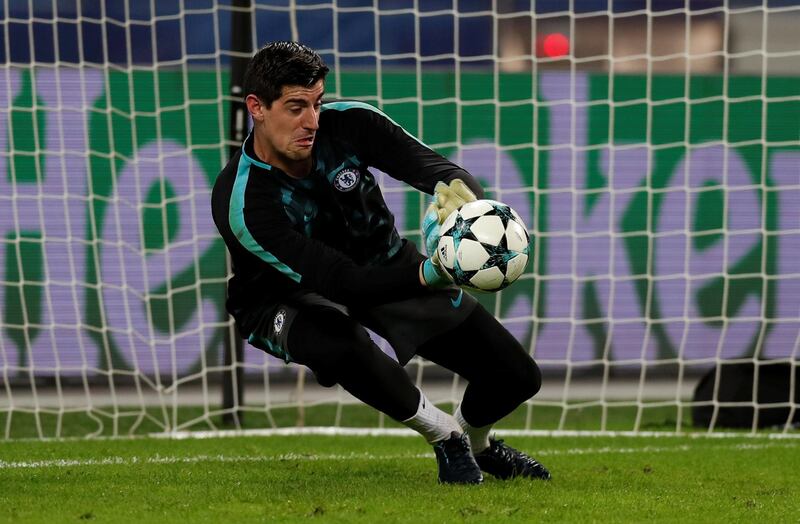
[278,143,314,177]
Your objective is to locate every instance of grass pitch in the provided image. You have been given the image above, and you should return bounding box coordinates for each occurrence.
[2,431,799,522]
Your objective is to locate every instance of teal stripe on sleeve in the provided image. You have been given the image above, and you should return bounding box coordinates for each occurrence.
[322,101,429,148]
[240,141,273,170]
[229,156,302,283]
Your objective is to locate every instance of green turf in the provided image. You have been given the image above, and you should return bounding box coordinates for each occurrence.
[1,401,704,439]
[1,434,799,522]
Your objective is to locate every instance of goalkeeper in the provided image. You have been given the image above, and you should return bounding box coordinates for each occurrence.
[211,41,549,484]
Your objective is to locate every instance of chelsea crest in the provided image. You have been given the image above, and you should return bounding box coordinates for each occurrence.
[333,168,360,192]
[273,309,286,334]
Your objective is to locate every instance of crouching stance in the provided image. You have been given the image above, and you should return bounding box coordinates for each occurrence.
[211,41,550,484]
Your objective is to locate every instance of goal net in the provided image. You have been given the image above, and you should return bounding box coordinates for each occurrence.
[1,1,799,439]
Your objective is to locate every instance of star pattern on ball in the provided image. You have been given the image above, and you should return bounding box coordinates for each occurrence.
[490,202,516,228]
[479,233,516,274]
[438,200,529,292]
[448,213,480,244]
[483,204,524,275]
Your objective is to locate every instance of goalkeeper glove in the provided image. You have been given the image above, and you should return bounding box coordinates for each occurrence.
[433,179,477,223]
[421,179,479,256]
[421,204,440,256]
[420,251,452,288]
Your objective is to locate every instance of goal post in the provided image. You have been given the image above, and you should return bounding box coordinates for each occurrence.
[0,1,799,440]
[221,0,254,429]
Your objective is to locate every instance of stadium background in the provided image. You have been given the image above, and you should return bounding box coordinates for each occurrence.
[0,0,798,437]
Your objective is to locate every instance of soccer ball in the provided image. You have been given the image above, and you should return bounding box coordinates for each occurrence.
[436,199,530,292]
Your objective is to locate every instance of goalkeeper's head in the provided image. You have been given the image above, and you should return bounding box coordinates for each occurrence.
[244,41,329,108]
[242,42,330,173]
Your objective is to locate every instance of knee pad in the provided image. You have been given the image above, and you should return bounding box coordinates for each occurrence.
[513,357,542,400]
[489,355,541,403]
[312,369,338,388]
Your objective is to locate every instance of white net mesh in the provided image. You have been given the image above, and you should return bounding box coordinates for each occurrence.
[1,1,798,439]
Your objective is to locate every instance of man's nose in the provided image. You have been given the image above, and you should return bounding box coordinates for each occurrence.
[303,108,319,130]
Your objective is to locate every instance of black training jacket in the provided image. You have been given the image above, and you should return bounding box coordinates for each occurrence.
[211,100,483,317]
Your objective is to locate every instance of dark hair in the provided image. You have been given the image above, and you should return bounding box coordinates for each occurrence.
[243,41,329,107]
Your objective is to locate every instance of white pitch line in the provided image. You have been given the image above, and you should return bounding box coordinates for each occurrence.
[154,427,800,441]
[0,453,430,470]
[5,427,798,444]
[1,442,797,470]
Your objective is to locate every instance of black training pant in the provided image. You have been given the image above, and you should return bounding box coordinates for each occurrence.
[287,302,541,426]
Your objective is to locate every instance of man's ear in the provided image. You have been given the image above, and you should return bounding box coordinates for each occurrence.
[246,94,265,122]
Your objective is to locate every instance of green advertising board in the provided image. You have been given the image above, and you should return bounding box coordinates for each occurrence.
[1,68,798,376]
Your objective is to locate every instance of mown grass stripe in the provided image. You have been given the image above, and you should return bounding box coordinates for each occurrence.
[3,442,797,470]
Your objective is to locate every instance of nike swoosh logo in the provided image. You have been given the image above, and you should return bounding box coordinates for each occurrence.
[450,289,463,308]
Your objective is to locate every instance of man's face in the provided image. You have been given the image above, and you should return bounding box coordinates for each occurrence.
[251,79,324,170]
